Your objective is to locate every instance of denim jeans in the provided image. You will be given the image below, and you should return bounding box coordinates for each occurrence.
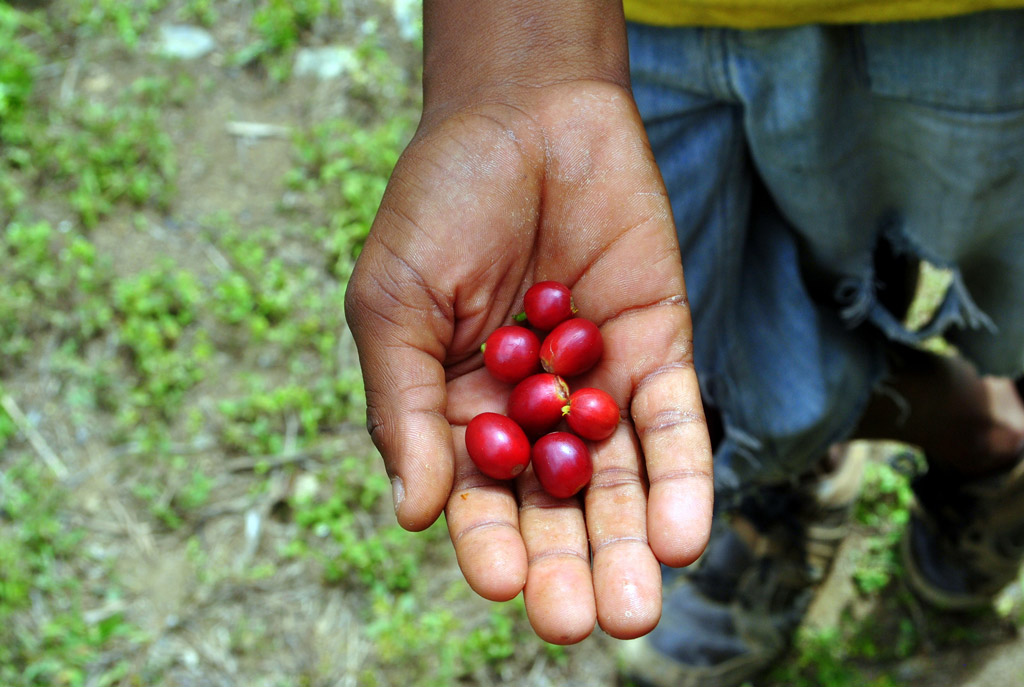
[627,11,1024,499]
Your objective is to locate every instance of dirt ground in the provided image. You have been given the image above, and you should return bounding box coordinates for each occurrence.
[4,2,1024,686]
[798,444,1024,687]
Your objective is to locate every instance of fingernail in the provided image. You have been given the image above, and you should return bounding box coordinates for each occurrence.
[390,475,405,514]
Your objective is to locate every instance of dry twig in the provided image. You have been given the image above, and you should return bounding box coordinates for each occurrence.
[1,393,69,479]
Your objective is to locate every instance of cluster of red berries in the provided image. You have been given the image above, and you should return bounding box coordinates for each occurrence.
[466,281,618,499]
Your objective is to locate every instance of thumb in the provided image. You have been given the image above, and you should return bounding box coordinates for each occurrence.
[344,239,455,531]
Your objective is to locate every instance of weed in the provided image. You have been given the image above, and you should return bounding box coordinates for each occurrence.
[347,31,418,108]
[852,456,915,594]
[365,591,463,686]
[461,606,519,668]
[113,262,210,424]
[0,387,15,451]
[218,375,360,455]
[209,228,303,336]
[0,222,115,367]
[286,455,419,591]
[0,459,138,686]
[364,589,537,687]
[131,459,214,530]
[178,0,219,27]
[43,101,177,228]
[0,4,43,216]
[769,625,906,687]
[0,2,615,685]
[128,73,197,109]
[0,5,37,140]
[2,5,177,228]
[68,0,168,49]
[237,0,343,80]
[288,116,411,278]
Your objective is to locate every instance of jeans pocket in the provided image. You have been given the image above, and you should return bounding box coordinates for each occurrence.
[857,10,1024,113]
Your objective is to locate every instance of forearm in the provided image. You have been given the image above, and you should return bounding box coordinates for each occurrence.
[422,0,630,113]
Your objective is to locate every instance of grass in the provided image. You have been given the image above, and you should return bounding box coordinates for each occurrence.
[767,454,920,687]
[0,1,568,684]
[0,457,141,687]
[2,1,1021,685]
[237,0,343,80]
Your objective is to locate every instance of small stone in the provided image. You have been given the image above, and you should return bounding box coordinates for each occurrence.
[155,25,216,60]
[392,0,421,42]
[292,472,319,504]
[180,646,199,669]
[293,46,357,80]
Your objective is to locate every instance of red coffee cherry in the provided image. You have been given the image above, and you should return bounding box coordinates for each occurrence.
[465,413,531,480]
[540,318,603,378]
[531,432,592,499]
[564,387,619,441]
[522,281,576,331]
[482,325,541,383]
[508,373,570,439]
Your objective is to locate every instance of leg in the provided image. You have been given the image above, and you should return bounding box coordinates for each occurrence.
[622,21,865,687]
[624,11,1024,684]
[854,345,1024,477]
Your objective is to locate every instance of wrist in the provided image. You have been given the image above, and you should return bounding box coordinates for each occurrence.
[422,0,630,115]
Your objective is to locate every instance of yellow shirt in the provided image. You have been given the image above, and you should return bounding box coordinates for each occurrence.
[623,0,1024,28]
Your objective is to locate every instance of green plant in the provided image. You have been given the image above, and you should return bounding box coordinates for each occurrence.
[3,8,177,227]
[237,0,343,80]
[852,456,915,594]
[365,592,463,686]
[346,32,418,107]
[285,455,419,591]
[209,229,302,336]
[0,4,43,215]
[0,459,138,686]
[42,101,176,227]
[130,455,215,530]
[218,377,358,455]
[769,625,906,687]
[68,0,168,48]
[0,5,37,141]
[461,606,519,668]
[365,591,527,687]
[128,73,197,109]
[0,386,15,452]
[112,262,210,424]
[179,0,219,26]
[0,222,115,365]
[288,116,411,278]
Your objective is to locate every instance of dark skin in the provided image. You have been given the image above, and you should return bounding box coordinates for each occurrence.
[344,1,713,645]
[855,345,1024,477]
[344,0,1024,646]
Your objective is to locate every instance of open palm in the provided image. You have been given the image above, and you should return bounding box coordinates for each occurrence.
[345,80,712,644]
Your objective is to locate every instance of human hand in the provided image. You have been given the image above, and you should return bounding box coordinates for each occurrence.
[344,77,713,644]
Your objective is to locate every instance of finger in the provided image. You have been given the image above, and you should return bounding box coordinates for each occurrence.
[345,249,455,532]
[517,467,596,645]
[585,428,662,638]
[629,336,714,567]
[575,290,714,568]
[345,106,550,529]
[445,426,528,601]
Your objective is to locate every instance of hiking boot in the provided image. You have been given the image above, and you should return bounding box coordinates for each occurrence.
[620,445,865,687]
[903,455,1024,610]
